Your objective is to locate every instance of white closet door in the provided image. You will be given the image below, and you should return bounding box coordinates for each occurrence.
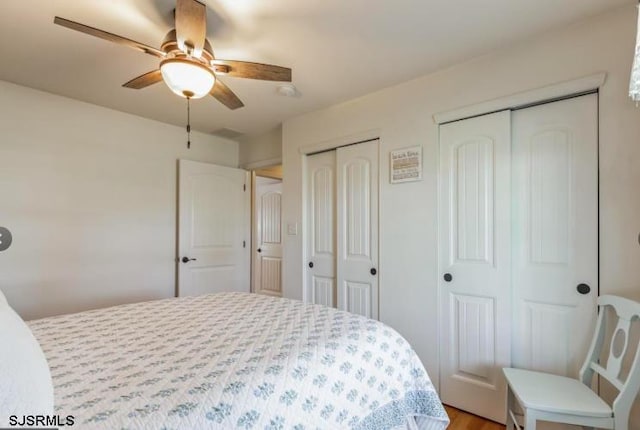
[337,140,379,320]
[439,111,512,423]
[511,94,598,377]
[254,179,283,296]
[305,150,337,307]
[178,160,250,297]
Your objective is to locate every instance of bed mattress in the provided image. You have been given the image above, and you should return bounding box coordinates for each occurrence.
[28,292,448,429]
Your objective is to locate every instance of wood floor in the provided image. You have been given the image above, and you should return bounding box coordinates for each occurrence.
[445,405,506,430]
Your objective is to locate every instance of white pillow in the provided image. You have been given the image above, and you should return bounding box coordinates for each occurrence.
[0,294,54,426]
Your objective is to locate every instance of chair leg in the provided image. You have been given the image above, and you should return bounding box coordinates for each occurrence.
[506,387,515,429]
[506,411,515,429]
[614,414,628,430]
[524,410,536,430]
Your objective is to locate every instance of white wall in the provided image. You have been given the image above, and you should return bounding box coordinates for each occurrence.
[238,124,283,168]
[282,2,640,416]
[0,81,239,320]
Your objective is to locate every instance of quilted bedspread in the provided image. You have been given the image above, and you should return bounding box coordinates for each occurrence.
[28,293,449,429]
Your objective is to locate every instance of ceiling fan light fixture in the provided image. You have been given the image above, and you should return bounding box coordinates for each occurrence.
[160,58,215,99]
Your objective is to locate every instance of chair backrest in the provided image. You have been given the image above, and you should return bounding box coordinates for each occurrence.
[580,295,640,419]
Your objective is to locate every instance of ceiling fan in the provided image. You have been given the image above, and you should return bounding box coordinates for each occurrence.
[53,0,292,110]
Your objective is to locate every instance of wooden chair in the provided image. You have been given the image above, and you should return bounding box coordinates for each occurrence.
[503,295,640,430]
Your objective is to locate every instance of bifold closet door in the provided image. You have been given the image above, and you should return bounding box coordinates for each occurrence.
[305,140,379,319]
[305,150,337,307]
[439,110,512,423]
[511,94,598,378]
[336,140,379,320]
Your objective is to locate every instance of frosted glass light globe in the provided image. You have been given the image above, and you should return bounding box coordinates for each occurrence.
[160,58,215,99]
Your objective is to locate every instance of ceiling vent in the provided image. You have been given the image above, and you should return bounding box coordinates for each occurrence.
[211,128,244,139]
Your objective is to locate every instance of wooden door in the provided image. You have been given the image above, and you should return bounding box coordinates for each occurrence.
[336,140,379,320]
[305,150,337,307]
[178,160,250,297]
[253,178,283,296]
[439,111,512,423]
[511,94,598,378]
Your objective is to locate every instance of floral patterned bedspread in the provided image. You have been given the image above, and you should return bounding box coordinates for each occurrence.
[28,293,449,429]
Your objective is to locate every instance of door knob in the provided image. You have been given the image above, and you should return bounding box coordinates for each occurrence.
[308,261,314,268]
[577,283,591,295]
[257,248,262,253]
[0,227,12,252]
[444,273,453,282]
[181,256,197,263]
[370,268,377,275]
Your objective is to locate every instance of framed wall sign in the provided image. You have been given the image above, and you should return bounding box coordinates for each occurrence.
[390,146,422,183]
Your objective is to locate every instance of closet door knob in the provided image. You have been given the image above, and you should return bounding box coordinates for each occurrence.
[0,227,12,252]
[182,256,197,263]
[257,248,262,253]
[577,283,591,295]
[308,262,314,268]
[370,268,377,276]
[444,273,453,282]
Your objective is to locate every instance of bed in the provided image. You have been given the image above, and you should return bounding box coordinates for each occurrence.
[21,292,448,429]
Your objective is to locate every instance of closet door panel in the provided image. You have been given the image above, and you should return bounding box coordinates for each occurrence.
[455,137,494,264]
[512,94,598,378]
[439,111,511,423]
[337,140,379,320]
[305,151,337,307]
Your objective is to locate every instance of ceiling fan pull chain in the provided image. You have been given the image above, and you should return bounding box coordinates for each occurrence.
[186,97,191,149]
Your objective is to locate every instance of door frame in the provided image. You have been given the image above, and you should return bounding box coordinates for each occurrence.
[298,130,381,305]
[301,137,381,307]
[435,82,602,419]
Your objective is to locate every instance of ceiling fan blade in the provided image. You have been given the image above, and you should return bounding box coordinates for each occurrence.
[175,0,206,58]
[123,70,163,89]
[54,17,165,58]
[212,60,292,82]
[210,79,244,110]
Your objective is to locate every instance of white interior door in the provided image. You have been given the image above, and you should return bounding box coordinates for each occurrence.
[305,150,337,307]
[439,111,512,423]
[253,177,283,296]
[511,94,598,378]
[178,160,249,297]
[337,140,379,320]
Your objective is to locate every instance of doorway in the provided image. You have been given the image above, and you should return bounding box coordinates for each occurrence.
[251,165,283,296]
[304,139,380,320]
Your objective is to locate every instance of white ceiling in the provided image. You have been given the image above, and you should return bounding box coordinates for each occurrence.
[0,0,629,137]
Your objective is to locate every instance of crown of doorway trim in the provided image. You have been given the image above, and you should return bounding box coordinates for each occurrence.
[433,72,607,124]
[242,158,283,170]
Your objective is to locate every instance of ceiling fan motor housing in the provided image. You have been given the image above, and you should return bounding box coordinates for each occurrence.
[161,29,214,64]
